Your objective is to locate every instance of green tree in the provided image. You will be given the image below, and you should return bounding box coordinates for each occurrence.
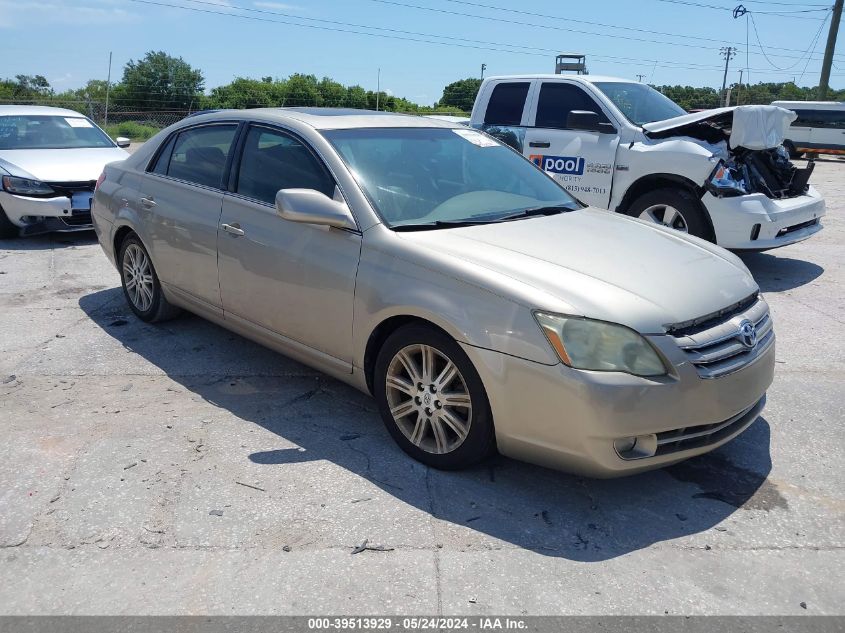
[11,75,53,98]
[206,77,285,109]
[439,78,482,112]
[283,73,321,107]
[119,51,204,111]
[317,77,347,107]
[345,85,369,109]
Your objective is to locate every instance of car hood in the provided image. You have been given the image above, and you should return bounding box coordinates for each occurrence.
[0,147,129,182]
[400,209,758,333]
[642,105,797,150]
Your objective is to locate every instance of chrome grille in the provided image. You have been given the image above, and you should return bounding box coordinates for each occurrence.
[672,297,774,379]
[654,396,765,456]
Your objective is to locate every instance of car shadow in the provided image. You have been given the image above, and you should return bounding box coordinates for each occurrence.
[79,288,780,562]
[0,231,97,251]
[739,251,824,292]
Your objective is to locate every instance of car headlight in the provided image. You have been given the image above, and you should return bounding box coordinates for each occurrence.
[1,175,55,197]
[707,161,747,196]
[534,312,667,377]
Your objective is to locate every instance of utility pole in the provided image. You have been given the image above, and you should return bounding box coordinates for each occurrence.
[636,74,645,82]
[104,51,112,127]
[738,69,743,105]
[480,63,487,79]
[819,0,843,100]
[720,46,736,107]
[376,68,380,111]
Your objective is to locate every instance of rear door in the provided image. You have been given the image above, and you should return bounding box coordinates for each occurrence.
[523,81,619,208]
[218,124,362,365]
[142,123,239,311]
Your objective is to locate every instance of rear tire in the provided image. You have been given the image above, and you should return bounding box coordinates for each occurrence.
[0,206,19,239]
[626,187,713,242]
[374,324,495,470]
[118,233,181,323]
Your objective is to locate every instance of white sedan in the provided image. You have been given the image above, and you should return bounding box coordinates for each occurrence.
[0,105,130,238]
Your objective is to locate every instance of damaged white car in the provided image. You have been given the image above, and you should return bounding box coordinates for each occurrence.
[470,75,825,250]
[0,105,130,238]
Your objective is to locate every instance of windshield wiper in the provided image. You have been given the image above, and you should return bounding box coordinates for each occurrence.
[391,219,493,232]
[493,205,574,222]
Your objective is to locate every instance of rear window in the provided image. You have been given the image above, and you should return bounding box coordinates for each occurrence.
[792,109,845,129]
[152,125,237,189]
[484,82,530,126]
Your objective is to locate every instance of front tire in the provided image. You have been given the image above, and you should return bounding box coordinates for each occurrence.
[0,206,19,239]
[626,187,713,242]
[374,324,495,470]
[118,234,181,322]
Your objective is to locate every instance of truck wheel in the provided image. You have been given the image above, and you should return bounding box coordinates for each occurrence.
[118,234,181,322]
[783,140,803,160]
[627,188,714,242]
[0,205,19,239]
[374,324,496,470]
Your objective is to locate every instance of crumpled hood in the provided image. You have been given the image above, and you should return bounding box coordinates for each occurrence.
[643,105,797,150]
[0,147,129,182]
[400,209,758,333]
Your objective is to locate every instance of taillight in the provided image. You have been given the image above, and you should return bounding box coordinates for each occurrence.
[95,171,106,191]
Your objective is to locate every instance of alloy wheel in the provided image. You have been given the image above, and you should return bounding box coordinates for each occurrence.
[385,343,473,455]
[639,204,689,232]
[122,243,154,312]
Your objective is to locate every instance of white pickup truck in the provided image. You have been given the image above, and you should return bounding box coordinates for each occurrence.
[469,75,825,250]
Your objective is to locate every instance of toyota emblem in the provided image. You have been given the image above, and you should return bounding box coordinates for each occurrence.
[738,319,757,348]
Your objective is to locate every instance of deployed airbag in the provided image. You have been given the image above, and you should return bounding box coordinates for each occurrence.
[729,105,796,150]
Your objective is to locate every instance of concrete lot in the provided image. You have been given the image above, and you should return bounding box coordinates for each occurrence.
[0,159,842,615]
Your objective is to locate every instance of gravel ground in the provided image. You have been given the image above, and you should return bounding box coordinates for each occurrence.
[0,158,842,615]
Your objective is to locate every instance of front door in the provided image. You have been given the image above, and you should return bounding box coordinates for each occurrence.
[523,81,619,208]
[217,124,362,365]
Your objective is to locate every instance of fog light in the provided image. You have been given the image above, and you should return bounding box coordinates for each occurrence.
[614,437,637,453]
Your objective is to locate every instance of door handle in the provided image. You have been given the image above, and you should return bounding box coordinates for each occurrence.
[140,196,156,208]
[529,141,551,148]
[221,223,245,237]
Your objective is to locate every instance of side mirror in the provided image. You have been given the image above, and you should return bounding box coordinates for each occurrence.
[115,137,131,148]
[275,188,357,230]
[566,110,617,134]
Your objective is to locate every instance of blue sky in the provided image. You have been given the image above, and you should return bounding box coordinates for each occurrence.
[2,0,842,104]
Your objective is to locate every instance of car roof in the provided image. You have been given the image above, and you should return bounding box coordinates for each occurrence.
[484,74,634,84]
[0,105,92,117]
[197,107,462,130]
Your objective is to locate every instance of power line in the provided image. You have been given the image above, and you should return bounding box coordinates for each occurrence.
[655,0,829,20]
[749,10,830,71]
[369,0,837,62]
[121,0,844,82]
[438,0,842,62]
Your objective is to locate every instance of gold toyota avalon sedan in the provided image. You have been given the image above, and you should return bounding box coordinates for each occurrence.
[91,108,774,477]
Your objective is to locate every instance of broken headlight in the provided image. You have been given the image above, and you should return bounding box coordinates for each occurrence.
[707,161,748,197]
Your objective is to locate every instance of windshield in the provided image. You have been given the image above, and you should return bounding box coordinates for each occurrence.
[0,115,115,150]
[322,127,579,228]
[593,82,686,125]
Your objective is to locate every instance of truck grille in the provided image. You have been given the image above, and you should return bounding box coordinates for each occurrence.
[671,296,774,379]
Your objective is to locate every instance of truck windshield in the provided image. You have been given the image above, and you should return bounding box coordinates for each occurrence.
[0,115,115,150]
[322,127,580,229]
[593,82,686,125]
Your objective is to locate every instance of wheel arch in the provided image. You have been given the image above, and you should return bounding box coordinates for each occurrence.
[363,314,455,395]
[614,173,716,242]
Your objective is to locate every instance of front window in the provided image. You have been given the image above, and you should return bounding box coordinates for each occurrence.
[593,82,686,125]
[322,127,579,228]
[0,115,115,150]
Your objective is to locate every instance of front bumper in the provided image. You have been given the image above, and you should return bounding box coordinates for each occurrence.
[0,190,94,234]
[461,332,775,477]
[704,186,825,250]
